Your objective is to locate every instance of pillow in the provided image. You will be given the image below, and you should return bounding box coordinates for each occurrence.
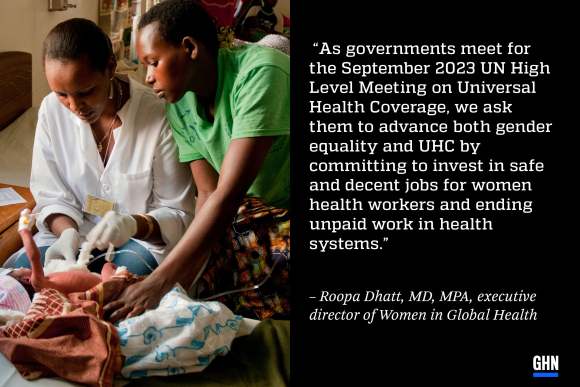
[0,107,38,188]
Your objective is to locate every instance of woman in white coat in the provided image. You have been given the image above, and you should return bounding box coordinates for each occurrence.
[5,18,196,275]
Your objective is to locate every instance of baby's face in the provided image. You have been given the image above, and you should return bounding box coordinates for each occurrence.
[8,269,35,299]
[11,268,32,278]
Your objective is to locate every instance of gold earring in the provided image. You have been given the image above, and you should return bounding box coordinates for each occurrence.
[109,78,114,99]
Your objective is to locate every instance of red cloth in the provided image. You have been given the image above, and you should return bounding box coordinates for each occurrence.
[0,271,143,387]
[194,0,237,27]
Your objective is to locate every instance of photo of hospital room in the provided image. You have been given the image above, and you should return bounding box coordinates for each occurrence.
[0,1,290,386]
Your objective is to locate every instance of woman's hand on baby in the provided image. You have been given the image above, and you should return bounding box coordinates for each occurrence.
[103,276,169,323]
[45,228,80,266]
[86,211,137,249]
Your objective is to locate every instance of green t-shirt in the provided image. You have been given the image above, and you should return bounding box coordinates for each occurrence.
[166,45,290,210]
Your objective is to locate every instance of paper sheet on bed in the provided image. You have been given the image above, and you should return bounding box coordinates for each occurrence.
[0,188,26,207]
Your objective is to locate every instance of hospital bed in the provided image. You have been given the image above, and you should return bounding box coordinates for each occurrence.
[0,52,37,266]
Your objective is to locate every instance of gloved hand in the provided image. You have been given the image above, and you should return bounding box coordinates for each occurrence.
[87,211,137,250]
[45,228,80,267]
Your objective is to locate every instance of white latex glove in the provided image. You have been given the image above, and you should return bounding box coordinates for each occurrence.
[87,211,138,250]
[44,228,80,267]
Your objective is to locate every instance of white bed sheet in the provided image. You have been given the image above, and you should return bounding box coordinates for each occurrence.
[0,107,38,188]
[0,355,132,387]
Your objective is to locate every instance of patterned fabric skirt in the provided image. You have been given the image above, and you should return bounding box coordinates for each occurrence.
[217,26,235,48]
[199,198,290,320]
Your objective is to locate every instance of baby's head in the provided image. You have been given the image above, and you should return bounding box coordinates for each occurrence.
[5,269,35,300]
[0,269,33,312]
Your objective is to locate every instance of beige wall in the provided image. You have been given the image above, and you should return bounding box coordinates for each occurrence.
[0,0,99,107]
[276,0,290,18]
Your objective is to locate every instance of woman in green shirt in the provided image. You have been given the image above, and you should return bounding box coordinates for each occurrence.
[104,0,290,322]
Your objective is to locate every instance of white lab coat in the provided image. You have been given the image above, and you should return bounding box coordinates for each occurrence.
[5,77,196,267]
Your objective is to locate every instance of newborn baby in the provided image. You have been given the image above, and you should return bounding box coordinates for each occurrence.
[6,210,118,298]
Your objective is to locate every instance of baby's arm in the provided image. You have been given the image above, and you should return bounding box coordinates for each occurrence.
[101,263,118,282]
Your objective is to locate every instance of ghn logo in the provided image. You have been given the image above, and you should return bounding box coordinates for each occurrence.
[533,356,558,377]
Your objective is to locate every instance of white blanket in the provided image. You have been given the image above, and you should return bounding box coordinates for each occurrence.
[117,284,243,379]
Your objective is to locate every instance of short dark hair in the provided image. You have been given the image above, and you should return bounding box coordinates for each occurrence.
[138,0,219,57]
[42,18,114,72]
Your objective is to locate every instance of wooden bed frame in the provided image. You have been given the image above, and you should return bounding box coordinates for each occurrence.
[0,51,35,266]
[0,51,32,132]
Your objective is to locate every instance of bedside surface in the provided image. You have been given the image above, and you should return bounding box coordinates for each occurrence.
[0,183,35,234]
[0,183,36,266]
